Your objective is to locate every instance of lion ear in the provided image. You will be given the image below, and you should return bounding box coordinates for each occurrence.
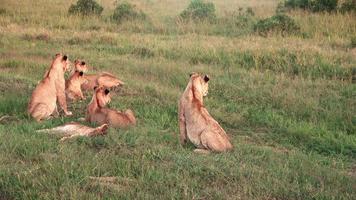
[79,71,84,76]
[81,61,86,65]
[62,55,68,61]
[204,75,210,82]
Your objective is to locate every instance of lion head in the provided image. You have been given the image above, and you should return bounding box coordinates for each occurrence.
[70,70,87,85]
[74,59,88,73]
[53,53,70,72]
[189,72,210,97]
[94,86,111,108]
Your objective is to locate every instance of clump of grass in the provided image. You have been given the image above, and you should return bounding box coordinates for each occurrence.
[131,47,155,58]
[111,2,147,24]
[0,8,7,15]
[68,0,103,16]
[179,0,216,22]
[22,33,50,42]
[254,14,300,37]
[351,36,356,48]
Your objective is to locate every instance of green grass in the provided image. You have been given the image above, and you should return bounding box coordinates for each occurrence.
[0,0,355,199]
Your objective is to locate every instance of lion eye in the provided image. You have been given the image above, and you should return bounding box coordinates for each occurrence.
[81,61,85,65]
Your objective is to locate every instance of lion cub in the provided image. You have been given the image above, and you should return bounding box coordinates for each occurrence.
[65,70,87,101]
[178,72,233,153]
[28,53,72,121]
[73,59,88,73]
[86,86,136,128]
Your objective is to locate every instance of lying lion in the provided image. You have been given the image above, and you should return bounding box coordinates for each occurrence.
[28,53,72,121]
[37,122,108,142]
[81,72,125,92]
[65,70,87,101]
[86,86,136,128]
[178,72,233,153]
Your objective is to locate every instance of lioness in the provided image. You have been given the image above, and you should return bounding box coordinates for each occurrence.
[28,53,72,121]
[178,72,233,153]
[86,86,136,128]
[81,72,125,91]
[65,70,87,101]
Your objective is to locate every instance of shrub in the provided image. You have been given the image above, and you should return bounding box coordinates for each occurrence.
[284,0,338,12]
[339,0,356,13]
[312,0,338,12]
[112,2,147,23]
[254,14,300,37]
[285,0,311,9]
[68,0,103,16]
[180,0,216,22]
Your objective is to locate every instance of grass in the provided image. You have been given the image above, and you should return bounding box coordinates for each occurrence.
[0,0,355,199]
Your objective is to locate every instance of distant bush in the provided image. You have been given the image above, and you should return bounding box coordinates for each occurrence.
[112,2,147,23]
[68,0,103,16]
[312,0,338,12]
[180,0,216,22]
[284,0,338,12]
[254,14,300,37]
[339,0,356,13]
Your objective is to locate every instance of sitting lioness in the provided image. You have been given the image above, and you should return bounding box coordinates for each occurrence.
[178,72,233,153]
[65,70,87,101]
[86,86,136,128]
[28,53,72,121]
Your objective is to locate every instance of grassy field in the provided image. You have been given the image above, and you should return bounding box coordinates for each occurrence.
[0,0,355,199]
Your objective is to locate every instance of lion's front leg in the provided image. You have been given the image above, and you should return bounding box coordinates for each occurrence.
[56,80,72,116]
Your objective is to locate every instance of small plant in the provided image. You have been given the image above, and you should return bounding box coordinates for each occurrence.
[339,0,356,13]
[254,14,300,37]
[68,0,103,16]
[112,2,147,23]
[180,0,216,22]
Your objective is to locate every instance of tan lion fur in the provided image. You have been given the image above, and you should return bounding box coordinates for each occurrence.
[37,122,108,142]
[178,72,233,153]
[65,70,87,101]
[28,53,72,121]
[86,86,136,128]
[81,72,125,91]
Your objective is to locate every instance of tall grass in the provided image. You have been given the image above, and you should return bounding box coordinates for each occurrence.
[0,0,355,199]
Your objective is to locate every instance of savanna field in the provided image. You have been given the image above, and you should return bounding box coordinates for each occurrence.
[0,0,355,199]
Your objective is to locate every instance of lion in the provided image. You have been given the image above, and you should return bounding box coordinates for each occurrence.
[73,59,88,73]
[178,72,233,153]
[65,70,87,101]
[81,72,125,92]
[86,86,136,128]
[36,122,108,142]
[28,53,72,121]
